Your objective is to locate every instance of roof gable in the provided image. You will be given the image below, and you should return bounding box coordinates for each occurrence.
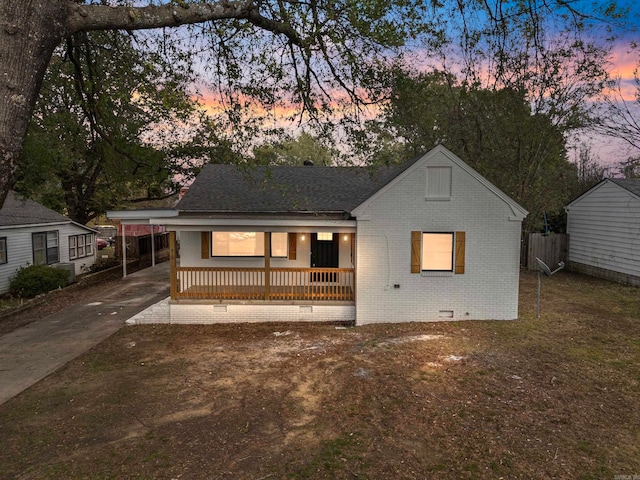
[610,178,640,198]
[566,178,640,209]
[351,145,528,219]
[0,191,71,227]
[177,145,527,219]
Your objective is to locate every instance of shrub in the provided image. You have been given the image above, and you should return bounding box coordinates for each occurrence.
[89,256,120,273]
[9,264,70,298]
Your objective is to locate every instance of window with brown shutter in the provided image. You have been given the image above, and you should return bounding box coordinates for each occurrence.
[412,231,466,274]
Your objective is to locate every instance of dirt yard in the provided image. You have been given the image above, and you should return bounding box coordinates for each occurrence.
[1,270,639,479]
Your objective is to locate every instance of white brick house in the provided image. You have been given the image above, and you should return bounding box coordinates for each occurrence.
[110,145,527,325]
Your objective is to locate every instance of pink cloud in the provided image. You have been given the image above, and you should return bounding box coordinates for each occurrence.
[607,43,639,101]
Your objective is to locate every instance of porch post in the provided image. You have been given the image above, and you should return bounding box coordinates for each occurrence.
[264,232,271,300]
[151,225,156,267]
[121,223,127,278]
[169,230,177,300]
[351,232,356,303]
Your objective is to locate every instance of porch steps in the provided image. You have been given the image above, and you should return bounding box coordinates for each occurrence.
[126,297,171,325]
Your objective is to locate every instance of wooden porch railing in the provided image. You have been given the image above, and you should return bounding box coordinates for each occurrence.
[173,267,355,301]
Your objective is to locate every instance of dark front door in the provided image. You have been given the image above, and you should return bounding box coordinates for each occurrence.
[311,233,339,268]
[311,233,339,282]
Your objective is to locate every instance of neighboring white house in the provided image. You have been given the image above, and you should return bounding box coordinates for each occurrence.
[0,191,98,294]
[109,145,528,325]
[566,178,640,287]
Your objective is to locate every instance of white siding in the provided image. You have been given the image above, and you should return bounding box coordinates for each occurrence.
[567,181,640,277]
[0,223,97,294]
[355,151,522,325]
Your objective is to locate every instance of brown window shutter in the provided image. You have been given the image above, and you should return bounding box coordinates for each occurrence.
[411,231,421,273]
[288,232,297,260]
[201,232,210,259]
[350,233,356,265]
[455,231,465,274]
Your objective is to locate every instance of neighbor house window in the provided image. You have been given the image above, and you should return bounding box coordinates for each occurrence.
[33,231,59,265]
[211,232,289,257]
[411,231,465,274]
[70,234,94,260]
[0,237,6,264]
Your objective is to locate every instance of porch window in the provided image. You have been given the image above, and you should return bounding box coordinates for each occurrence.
[33,231,59,265]
[0,237,6,264]
[271,232,288,257]
[411,231,465,274]
[211,232,289,257]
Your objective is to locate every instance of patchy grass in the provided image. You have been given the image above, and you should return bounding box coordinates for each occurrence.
[1,270,639,479]
[0,296,24,312]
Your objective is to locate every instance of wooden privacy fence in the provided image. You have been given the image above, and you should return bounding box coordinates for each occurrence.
[525,233,568,270]
[115,233,170,258]
[174,267,355,301]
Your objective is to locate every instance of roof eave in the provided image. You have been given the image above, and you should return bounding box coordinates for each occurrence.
[0,220,72,230]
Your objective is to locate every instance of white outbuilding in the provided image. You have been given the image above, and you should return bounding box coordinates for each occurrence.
[566,178,640,286]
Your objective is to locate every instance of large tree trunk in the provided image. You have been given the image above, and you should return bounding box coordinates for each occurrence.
[0,0,299,209]
[0,1,69,206]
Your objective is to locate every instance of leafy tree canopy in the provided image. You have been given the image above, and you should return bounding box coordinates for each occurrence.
[0,0,633,215]
[14,30,213,224]
[252,132,339,166]
[351,69,578,232]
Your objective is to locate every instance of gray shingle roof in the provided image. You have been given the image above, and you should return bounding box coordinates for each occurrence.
[0,191,69,227]
[611,178,640,198]
[177,162,415,215]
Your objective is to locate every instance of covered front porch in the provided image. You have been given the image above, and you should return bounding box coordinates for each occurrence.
[173,266,355,301]
[168,226,357,304]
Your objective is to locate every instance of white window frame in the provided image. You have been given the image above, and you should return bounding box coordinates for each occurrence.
[70,234,94,260]
[33,231,59,265]
[0,237,7,265]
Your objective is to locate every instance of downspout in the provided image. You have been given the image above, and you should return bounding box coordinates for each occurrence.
[359,234,391,288]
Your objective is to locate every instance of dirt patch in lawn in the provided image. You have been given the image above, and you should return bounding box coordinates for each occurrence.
[1,270,639,479]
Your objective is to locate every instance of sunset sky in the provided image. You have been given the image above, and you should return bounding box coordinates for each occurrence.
[187,0,640,167]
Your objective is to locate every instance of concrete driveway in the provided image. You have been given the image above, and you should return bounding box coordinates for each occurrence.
[0,262,170,405]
